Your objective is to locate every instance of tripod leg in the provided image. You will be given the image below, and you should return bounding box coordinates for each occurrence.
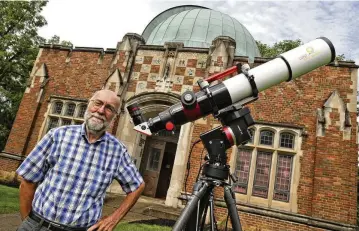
[173,180,209,231]
[209,191,218,231]
[223,186,242,231]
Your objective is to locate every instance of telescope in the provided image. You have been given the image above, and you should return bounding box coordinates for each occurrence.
[128,37,335,139]
[127,37,335,231]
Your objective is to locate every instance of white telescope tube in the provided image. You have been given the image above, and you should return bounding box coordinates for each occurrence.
[223,37,335,104]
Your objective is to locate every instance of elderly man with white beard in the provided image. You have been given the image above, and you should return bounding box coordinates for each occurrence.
[16,89,145,231]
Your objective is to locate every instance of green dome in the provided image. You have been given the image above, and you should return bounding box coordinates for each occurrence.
[144,6,261,60]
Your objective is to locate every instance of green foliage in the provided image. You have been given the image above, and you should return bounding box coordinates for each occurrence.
[256,39,352,62]
[0,184,19,214]
[256,39,303,58]
[335,53,354,62]
[0,1,47,151]
[47,35,73,47]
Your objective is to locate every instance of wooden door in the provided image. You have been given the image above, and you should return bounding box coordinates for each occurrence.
[142,139,165,197]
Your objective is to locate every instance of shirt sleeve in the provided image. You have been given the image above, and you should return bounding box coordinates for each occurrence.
[16,129,55,183]
[114,146,144,194]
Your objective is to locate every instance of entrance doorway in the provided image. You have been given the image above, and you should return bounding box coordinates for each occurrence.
[140,134,178,199]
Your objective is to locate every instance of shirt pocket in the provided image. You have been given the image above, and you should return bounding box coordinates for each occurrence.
[88,168,113,198]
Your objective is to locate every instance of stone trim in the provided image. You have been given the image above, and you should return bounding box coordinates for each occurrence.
[39,44,72,50]
[328,60,359,68]
[126,92,180,106]
[0,152,24,161]
[177,48,209,53]
[138,45,166,51]
[104,49,116,54]
[47,95,88,103]
[254,120,305,131]
[39,44,117,54]
[73,47,104,53]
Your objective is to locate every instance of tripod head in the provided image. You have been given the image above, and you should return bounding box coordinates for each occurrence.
[199,103,255,180]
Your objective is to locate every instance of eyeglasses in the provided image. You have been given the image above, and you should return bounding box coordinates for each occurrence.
[90,99,118,115]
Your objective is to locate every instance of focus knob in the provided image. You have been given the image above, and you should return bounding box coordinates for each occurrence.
[181,91,197,110]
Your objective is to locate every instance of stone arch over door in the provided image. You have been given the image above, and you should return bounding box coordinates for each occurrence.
[126,92,182,198]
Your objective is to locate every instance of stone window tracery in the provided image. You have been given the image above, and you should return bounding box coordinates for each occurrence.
[45,98,88,133]
[234,125,300,206]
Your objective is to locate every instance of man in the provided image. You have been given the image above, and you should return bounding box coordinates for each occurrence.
[17,89,145,231]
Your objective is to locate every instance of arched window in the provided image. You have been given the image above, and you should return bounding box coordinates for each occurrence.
[48,117,59,131]
[45,99,87,134]
[280,132,295,149]
[77,104,87,118]
[61,119,72,126]
[260,130,274,146]
[235,125,299,208]
[52,102,63,114]
[65,103,76,116]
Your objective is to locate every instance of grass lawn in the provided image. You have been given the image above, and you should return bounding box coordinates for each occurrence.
[114,223,171,231]
[0,184,172,230]
[0,184,20,214]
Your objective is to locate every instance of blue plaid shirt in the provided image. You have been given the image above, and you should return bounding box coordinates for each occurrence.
[16,124,143,227]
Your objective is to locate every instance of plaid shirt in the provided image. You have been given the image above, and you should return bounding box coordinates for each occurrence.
[16,124,143,227]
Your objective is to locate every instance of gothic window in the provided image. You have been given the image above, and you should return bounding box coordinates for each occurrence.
[234,148,252,194]
[61,119,72,126]
[53,102,63,114]
[65,103,76,117]
[77,104,87,118]
[274,155,293,202]
[280,132,295,149]
[45,98,88,133]
[252,151,272,198]
[234,125,299,207]
[260,130,274,146]
[48,117,59,131]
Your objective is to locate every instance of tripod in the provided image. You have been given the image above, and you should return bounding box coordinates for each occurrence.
[172,105,255,231]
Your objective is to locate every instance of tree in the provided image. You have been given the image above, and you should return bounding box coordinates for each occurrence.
[256,39,352,62]
[0,1,47,151]
[47,35,73,47]
[256,39,303,58]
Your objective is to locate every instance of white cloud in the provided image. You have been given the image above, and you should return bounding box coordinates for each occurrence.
[38,0,358,63]
[39,0,157,48]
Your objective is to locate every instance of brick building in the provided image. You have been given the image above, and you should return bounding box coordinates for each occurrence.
[1,5,358,231]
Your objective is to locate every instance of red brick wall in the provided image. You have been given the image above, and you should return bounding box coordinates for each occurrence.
[0,157,20,172]
[4,48,117,158]
[2,45,357,230]
[184,64,358,227]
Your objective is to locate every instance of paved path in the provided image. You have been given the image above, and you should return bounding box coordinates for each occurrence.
[0,194,182,231]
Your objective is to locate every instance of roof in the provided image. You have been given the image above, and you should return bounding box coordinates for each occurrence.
[143,5,261,60]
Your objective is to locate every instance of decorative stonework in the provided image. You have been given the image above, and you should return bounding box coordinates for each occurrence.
[316,90,351,140]
[103,68,123,94]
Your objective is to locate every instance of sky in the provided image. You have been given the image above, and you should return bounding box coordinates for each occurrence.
[38,0,359,65]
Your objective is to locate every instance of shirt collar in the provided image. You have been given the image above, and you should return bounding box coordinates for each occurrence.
[81,123,108,143]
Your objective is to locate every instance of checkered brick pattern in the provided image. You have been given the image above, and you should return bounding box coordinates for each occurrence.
[129,50,209,95]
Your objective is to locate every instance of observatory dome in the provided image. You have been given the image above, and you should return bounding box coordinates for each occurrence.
[142,6,261,60]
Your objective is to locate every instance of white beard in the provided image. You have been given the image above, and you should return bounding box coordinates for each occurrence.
[84,111,110,133]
